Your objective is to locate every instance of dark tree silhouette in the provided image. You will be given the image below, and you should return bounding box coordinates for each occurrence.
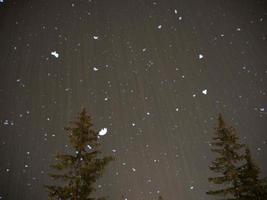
[238,146,267,199]
[45,108,114,200]
[207,114,244,199]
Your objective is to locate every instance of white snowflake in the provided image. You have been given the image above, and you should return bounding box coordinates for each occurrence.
[202,89,208,95]
[99,128,107,136]
[51,51,59,58]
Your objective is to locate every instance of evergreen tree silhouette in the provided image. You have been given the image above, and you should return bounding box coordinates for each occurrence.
[207,114,244,199]
[238,146,267,199]
[45,108,114,200]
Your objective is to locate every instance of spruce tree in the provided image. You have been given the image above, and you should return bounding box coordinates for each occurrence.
[239,146,267,200]
[207,114,244,199]
[45,108,114,200]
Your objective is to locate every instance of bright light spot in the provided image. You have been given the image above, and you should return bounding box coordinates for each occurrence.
[174,9,177,14]
[93,36,99,40]
[190,186,194,190]
[198,54,204,59]
[157,25,162,29]
[259,108,265,112]
[93,67,99,71]
[178,16,182,20]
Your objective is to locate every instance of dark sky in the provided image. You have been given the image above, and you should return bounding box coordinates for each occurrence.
[0,0,267,199]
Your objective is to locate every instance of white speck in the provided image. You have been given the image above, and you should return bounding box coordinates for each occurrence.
[259,108,265,112]
[87,144,92,149]
[25,164,29,168]
[193,94,196,98]
[156,190,160,194]
[257,147,261,151]
[112,149,117,153]
[132,123,135,127]
[99,128,107,136]
[157,25,162,29]
[104,97,108,101]
[190,186,194,190]
[174,9,178,14]
[132,168,136,172]
[16,79,21,82]
[93,67,99,71]
[146,112,150,116]
[142,48,147,52]
[65,88,70,92]
[122,162,126,166]
[3,120,9,125]
[236,27,241,31]
[26,110,30,114]
[93,36,99,40]
[6,168,10,172]
[51,134,56,137]
[202,89,208,95]
[51,51,59,58]
[26,152,30,155]
[71,3,74,7]
[46,117,51,121]
[178,16,182,20]
[175,107,179,112]
[198,54,204,59]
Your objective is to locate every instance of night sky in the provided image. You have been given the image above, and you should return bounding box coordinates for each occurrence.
[0,0,267,199]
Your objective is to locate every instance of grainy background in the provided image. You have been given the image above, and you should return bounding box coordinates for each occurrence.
[0,0,266,199]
